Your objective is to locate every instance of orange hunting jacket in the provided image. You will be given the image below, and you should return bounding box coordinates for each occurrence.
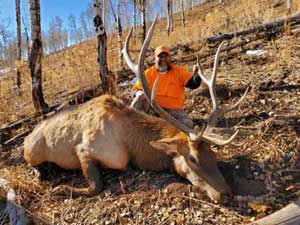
[133,65,192,110]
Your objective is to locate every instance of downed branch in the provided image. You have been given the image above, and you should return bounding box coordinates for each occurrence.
[207,14,300,43]
[249,199,300,225]
[175,35,263,64]
[0,85,102,147]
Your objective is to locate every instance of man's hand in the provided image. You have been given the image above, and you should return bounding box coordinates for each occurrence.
[192,65,199,74]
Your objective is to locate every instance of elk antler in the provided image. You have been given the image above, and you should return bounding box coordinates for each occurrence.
[195,42,249,146]
[122,16,197,139]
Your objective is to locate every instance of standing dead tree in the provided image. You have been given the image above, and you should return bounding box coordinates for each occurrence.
[22,16,30,60]
[133,0,137,41]
[28,0,48,111]
[15,0,22,92]
[109,0,124,69]
[93,0,115,95]
[167,0,173,35]
[180,0,185,27]
[140,0,146,42]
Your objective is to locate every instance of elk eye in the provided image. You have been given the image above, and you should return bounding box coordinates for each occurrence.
[189,154,198,165]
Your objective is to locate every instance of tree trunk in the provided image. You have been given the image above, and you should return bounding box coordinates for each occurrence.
[287,0,293,14]
[102,0,105,27]
[22,17,30,59]
[93,0,115,95]
[167,0,173,35]
[140,0,146,42]
[133,0,137,41]
[180,0,185,27]
[29,0,48,111]
[15,0,22,91]
[117,0,123,69]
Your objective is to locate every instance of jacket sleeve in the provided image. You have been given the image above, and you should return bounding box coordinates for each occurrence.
[185,75,202,89]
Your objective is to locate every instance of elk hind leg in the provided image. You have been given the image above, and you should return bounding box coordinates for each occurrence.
[52,159,103,197]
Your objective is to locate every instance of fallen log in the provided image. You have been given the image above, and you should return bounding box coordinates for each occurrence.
[249,199,300,225]
[207,14,300,43]
[0,103,61,134]
[175,35,263,65]
[4,129,32,146]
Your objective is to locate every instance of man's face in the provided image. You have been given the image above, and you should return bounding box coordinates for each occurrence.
[155,52,171,73]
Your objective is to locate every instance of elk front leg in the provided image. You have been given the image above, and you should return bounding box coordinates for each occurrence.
[52,159,103,197]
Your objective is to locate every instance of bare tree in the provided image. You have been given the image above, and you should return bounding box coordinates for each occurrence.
[15,0,22,91]
[117,0,123,69]
[109,0,123,69]
[47,16,65,52]
[180,0,185,27]
[167,0,173,35]
[68,14,83,44]
[140,0,146,41]
[93,0,115,94]
[28,0,48,111]
[0,22,11,64]
[287,0,292,14]
[133,0,137,41]
[22,16,30,59]
[102,0,105,26]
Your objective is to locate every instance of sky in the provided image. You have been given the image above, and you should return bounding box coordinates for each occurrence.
[0,0,93,34]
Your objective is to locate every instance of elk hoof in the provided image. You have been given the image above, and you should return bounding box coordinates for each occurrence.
[52,185,70,196]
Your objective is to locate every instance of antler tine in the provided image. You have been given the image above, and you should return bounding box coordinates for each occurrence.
[221,87,249,115]
[136,15,158,99]
[122,28,138,74]
[194,42,249,146]
[196,42,225,112]
[202,130,239,146]
[151,76,196,138]
[212,42,226,88]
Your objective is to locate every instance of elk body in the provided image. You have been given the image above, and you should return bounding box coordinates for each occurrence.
[24,17,248,202]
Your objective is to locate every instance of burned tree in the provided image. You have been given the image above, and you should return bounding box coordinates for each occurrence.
[133,0,137,41]
[140,0,146,41]
[93,0,115,94]
[167,0,173,35]
[109,0,123,69]
[15,0,21,91]
[180,0,185,27]
[28,0,48,111]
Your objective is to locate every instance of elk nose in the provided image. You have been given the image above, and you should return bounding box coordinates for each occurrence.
[208,190,221,203]
[207,189,232,203]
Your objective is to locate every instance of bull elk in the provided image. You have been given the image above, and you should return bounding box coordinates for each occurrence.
[23,17,248,202]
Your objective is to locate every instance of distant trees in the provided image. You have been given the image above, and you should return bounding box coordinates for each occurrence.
[0,0,216,67]
[68,14,83,44]
[44,16,68,53]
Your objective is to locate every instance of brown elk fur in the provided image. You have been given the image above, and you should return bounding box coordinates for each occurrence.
[24,94,230,201]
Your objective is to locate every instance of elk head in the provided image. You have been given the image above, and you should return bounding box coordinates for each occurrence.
[122,16,248,202]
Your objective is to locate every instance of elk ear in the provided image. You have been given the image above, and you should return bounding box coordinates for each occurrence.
[149,138,179,156]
